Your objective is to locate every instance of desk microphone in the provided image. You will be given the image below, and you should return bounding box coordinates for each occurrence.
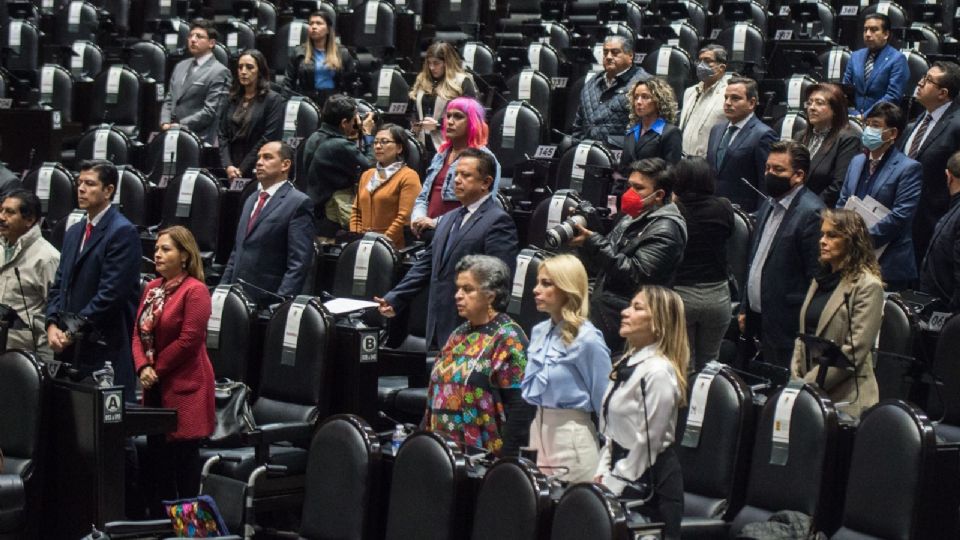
[377,410,417,432]
[235,278,290,303]
[14,268,39,356]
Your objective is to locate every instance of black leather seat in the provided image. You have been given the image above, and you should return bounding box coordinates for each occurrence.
[0,351,44,537]
[283,96,321,159]
[926,314,960,442]
[343,0,397,61]
[640,45,691,108]
[74,124,135,166]
[874,294,916,402]
[550,483,631,540]
[505,248,547,336]
[160,168,222,266]
[772,111,808,141]
[38,63,73,122]
[818,46,851,84]
[332,232,400,299]
[127,40,168,86]
[218,18,257,59]
[144,126,203,185]
[206,283,256,383]
[21,162,76,238]
[54,0,99,45]
[487,100,545,185]
[428,0,480,43]
[385,431,467,540]
[554,141,616,207]
[113,164,149,228]
[715,22,765,78]
[728,207,753,310]
[470,458,551,540]
[370,65,410,116]
[152,17,190,53]
[505,68,553,128]
[524,41,564,78]
[2,18,41,77]
[728,383,839,536]
[89,64,144,139]
[461,41,496,79]
[65,39,104,81]
[271,19,308,76]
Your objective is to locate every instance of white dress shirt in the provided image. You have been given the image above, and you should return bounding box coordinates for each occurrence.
[903,100,951,153]
[249,180,288,219]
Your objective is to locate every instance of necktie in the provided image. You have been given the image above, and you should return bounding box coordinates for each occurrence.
[908,113,932,159]
[443,207,468,257]
[716,124,739,168]
[864,51,876,82]
[185,59,198,81]
[83,222,92,247]
[869,159,879,177]
[246,192,269,235]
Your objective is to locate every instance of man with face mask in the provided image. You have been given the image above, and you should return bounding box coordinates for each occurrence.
[836,101,921,290]
[919,150,960,311]
[569,158,688,351]
[739,141,824,374]
[679,45,731,158]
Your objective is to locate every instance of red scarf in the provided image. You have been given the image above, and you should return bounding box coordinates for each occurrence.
[137,273,187,363]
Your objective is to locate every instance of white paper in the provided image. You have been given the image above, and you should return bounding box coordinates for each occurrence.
[654,47,671,76]
[283,303,305,349]
[37,165,54,201]
[528,43,542,71]
[208,286,229,336]
[772,387,801,443]
[68,1,82,25]
[686,370,718,428]
[323,297,379,315]
[94,127,110,159]
[781,114,796,140]
[787,77,803,108]
[828,49,843,80]
[9,21,22,48]
[288,21,304,47]
[227,32,238,48]
[592,43,604,65]
[463,43,477,69]
[733,24,747,52]
[353,240,375,284]
[163,128,179,162]
[164,32,179,48]
[877,2,889,14]
[106,65,123,97]
[283,99,300,132]
[159,0,171,10]
[377,68,393,97]
[571,142,590,181]
[114,165,124,203]
[364,1,379,33]
[503,102,521,139]
[518,70,533,101]
[71,41,86,69]
[177,169,198,207]
[41,66,55,96]
[512,253,532,300]
[546,193,565,230]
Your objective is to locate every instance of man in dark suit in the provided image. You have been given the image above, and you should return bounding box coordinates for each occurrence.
[160,18,232,145]
[920,150,960,311]
[376,147,519,350]
[897,61,960,267]
[707,76,778,213]
[738,141,825,372]
[841,13,908,117]
[838,101,921,290]
[220,141,315,306]
[45,160,142,401]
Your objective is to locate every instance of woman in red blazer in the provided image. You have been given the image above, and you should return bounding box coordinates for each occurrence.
[134,225,215,508]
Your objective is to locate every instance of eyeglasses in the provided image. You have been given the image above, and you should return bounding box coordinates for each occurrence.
[372,139,396,147]
[919,75,943,88]
[188,32,210,40]
[805,98,829,107]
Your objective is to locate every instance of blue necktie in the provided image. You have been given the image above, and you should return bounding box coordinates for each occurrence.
[443,207,468,257]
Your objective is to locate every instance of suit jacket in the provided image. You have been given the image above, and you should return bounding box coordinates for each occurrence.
[161,56,232,144]
[742,187,824,351]
[133,276,215,440]
[618,120,683,177]
[836,148,921,282]
[920,193,960,310]
[898,101,960,261]
[707,115,778,213]
[221,181,316,305]
[790,271,883,418]
[383,196,519,349]
[45,206,142,401]
[218,89,284,177]
[841,44,908,115]
[283,44,356,97]
[802,128,861,207]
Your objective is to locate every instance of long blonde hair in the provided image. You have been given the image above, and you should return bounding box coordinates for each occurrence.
[409,41,467,100]
[538,254,589,345]
[303,11,341,71]
[622,286,689,406]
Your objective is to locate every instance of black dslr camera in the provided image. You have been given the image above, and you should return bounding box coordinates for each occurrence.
[544,199,602,250]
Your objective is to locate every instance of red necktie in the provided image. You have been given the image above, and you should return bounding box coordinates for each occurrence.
[83,222,92,244]
[246,192,269,235]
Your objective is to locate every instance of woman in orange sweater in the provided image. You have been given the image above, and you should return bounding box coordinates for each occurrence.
[350,124,422,248]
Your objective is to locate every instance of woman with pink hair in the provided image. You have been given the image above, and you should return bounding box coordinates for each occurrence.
[410,97,501,238]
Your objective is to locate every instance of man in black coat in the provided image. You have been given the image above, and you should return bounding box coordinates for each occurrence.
[920,150,960,311]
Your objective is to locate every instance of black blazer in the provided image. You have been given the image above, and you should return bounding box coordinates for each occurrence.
[618,120,683,175]
[706,115,778,213]
[802,127,860,208]
[284,44,357,97]
[219,89,284,176]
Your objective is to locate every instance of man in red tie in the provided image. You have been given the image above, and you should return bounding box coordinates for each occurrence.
[220,141,315,306]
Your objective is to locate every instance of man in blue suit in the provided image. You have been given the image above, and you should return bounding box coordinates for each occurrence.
[46,160,142,401]
[738,141,825,373]
[707,76,778,213]
[220,141,316,306]
[837,101,921,290]
[376,147,519,350]
[841,13,909,117]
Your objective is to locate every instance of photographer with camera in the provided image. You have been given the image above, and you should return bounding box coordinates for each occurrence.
[569,158,687,352]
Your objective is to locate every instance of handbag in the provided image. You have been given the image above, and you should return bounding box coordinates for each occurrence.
[209,379,255,446]
[163,494,231,537]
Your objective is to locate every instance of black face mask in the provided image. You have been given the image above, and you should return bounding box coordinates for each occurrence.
[763,173,793,198]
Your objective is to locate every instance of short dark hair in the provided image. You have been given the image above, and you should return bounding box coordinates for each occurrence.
[604,34,635,55]
[458,147,495,185]
[865,101,906,134]
[727,76,759,101]
[769,140,811,176]
[932,61,960,100]
[377,123,408,160]
[189,18,218,41]
[864,13,890,33]
[698,44,728,65]
[672,157,715,197]
[276,141,294,162]
[948,150,960,178]
[78,159,119,199]
[321,94,357,128]
[3,189,41,225]
[629,157,674,199]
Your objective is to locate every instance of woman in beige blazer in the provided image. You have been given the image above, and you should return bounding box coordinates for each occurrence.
[791,209,884,418]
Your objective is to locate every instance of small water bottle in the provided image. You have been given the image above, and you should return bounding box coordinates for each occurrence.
[391,424,406,454]
[95,361,115,388]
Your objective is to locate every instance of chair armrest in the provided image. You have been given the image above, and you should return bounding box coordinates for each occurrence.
[104,519,173,537]
[245,421,313,446]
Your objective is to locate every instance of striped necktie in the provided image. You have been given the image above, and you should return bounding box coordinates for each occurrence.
[864,51,877,81]
[908,113,932,159]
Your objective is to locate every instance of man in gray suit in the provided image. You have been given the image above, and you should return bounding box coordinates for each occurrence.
[160,18,231,145]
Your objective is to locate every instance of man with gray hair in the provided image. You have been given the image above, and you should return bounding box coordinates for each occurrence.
[572,35,651,150]
[679,44,731,157]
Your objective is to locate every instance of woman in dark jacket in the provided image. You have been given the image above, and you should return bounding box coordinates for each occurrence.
[799,83,860,207]
[219,49,283,180]
[284,10,356,105]
[619,77,683,179]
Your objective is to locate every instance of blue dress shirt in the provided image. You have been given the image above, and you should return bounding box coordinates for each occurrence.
[521,319,612,413]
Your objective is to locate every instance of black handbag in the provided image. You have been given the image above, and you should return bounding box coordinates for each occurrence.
[208,379,255,446]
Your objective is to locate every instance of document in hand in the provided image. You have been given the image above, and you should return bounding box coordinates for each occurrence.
[843,195,891,259]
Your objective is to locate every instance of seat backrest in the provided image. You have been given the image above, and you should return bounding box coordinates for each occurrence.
[541,21,572,50]
[371,65,410,109]
[65,39,104,80]
[730,383,838,535]
[505,248,547,336]
[22,162,76,227]
[926,313,960,424]
[875,295,915,400]
[212,42,229,67]
[219,18,257,58]
[128,40,168,83]
[562,72,596,135]
[526,190,582,249]
[0,351,43,462]
[677,364,754,519]
[90,64,142,135]
[817,46,850,84]
[716,23,765,71]
[525,42,562,78]
[253,0,278,33]
[3,18,41,72]
[906,22,941,55]
[461,41,496,78]
[75,124,133,165]
[640,46,691,108]
[300,414,382,540]
[665,20,700,59]
[38,63,73,122]
[95,0,129,33]
[332,233,400,299]
[145,126,203,185]
[255,296,333,424]
[430,0,479,26]
[832,400,935,540]
[555,140,615,207]
[727,206,752,301]
[206,284,255,381]
[550,483,629,540]
[402,128,425,178]
[487,101,544,182]
[55,0,98,45]
[506,69,553,125]
[282,96,320,144]
[114,164,148,227]
[346,0,396,52]
[161,168,221,255]
[271,19,308,75]
[773,111,807,142]
[470,458,550,540]
[385,431,466,540]
[155,17,190,53]
[902,50,930,96]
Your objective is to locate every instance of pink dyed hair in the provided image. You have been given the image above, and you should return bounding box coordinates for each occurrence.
[438,97,489,152]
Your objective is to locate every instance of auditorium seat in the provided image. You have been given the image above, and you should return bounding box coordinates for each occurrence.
[282,96,320,156]
[271,19,308,78]
[21,162,76,238]
[2,18,42,78]
[218,18,257,60]
[639,45,692,108]
[874,294,916,402]
[0,351,45,538]
[160,168,222,267]
[144,126,203,186]
[370,65,410,121]
[715,22,766,78]
[786,0,836,40]
[428,0,481,43]
[554,140,616,207]
[505,248,547,336]
[460,41,497,79]
[343,0,397,64]
[470,458,551,540]
[905,22,941,55]
[206,283,256,383]
[248,0,278,34]
[505,68,553,127]
[549,483,631,540]
[37,63,73,122]
[126,40,168,87]
[728,207,753,312]
[93,0,130,35]
[89,64,144,139]
[772,111,808,141]
[659,0,709,38]
[332,232,400,299]
[152,17,190,54]
[113,164,149,227]
[562,72,596,135]
[926,313,960,442]
[401,128,425,178]
[487,100,545,187]
[385,431,467,540]
[524,41,564,78]
[54,1,100,46]
[64,39,103,80]
[74,124,135,166]
[817,46,851,84]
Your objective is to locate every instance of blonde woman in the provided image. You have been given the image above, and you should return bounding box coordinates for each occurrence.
[596,285,688,540]
[284,10,356,105]
[409,41,477,152]
[619,77,683,176]
[521,255,611,483]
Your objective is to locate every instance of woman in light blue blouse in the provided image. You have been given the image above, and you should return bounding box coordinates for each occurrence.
[522,254,611,483]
